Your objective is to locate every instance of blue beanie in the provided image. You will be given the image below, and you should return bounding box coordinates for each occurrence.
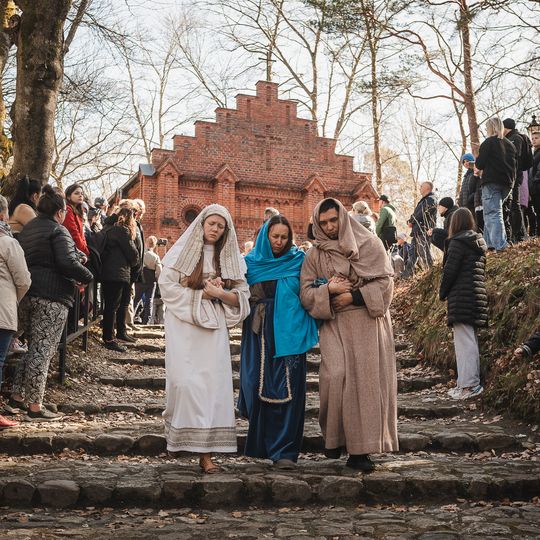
[461,153,475,163]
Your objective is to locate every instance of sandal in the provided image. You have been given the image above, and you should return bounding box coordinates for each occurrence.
[199,459,221,474]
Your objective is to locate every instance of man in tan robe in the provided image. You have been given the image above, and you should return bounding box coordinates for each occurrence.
[300,198,398,471]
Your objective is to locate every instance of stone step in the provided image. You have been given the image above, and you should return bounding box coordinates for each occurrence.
[1,502,538,538]
[112,354,423,378]
[98,372,446,393]
[0,455,538,508]
[55,392,462,420]
[111,354,324,373]
[0,418,525,456]
[130,331,165,339]
[131,340,412,358]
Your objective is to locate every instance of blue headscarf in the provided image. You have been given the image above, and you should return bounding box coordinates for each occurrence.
[245,221,318,358]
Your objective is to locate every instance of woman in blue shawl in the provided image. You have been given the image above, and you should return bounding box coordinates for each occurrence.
[238,215,318,469]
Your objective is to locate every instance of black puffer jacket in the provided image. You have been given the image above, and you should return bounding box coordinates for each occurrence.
[439,230,488,328]
[18,214,93,307]
[101,225,139,283]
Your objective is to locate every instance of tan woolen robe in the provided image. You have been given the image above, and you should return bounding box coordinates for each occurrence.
[300,248,398,455]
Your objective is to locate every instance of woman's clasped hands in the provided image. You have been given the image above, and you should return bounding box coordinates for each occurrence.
[202,277,224,300]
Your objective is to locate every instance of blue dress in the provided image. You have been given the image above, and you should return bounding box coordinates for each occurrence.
[237,280,306,462]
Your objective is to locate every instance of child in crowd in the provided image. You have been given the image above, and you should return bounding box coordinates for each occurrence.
[439,208,488,400]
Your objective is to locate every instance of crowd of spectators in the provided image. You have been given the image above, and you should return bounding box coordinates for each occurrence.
[0,179,163,425]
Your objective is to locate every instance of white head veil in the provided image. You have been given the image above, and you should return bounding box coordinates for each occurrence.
[161,204,246,280]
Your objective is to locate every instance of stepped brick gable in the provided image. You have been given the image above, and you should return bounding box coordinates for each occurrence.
[121,81,378,244]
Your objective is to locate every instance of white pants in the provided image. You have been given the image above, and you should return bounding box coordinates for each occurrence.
[453,323,480,389]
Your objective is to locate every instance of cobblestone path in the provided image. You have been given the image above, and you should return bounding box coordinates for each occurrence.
[0,326,539,539]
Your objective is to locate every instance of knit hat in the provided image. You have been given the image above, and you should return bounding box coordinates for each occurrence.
[397,232,408,241]
[439,197,454,210]
[461,153,475,163]
[503,118,516,130]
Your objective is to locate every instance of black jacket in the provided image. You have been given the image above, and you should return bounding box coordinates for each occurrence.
[506,129,524,186]
[408,192,437,237]
[529,149,540,197]
[475,136,516,189]
[18,214,93,308]
[131,221,145,283]
[101,225,139,283]
[522,330,540,357]
[439,230,488,328]
[431,205,459,251]
[458,169,476,212]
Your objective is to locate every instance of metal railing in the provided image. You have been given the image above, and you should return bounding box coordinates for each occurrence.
[57,280,102,383]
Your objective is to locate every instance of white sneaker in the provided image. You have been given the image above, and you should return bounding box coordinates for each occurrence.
[447,387,460,398]
[455,385,484,400]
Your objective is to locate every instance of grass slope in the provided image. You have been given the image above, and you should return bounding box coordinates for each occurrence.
[393,239,540,421]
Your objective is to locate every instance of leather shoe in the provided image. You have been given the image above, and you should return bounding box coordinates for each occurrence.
[117,334,137,343]
[346,454,375,472]
[324,447,343,459]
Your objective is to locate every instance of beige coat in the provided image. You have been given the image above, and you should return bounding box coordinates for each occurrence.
[0,229,31,331]
[300,198,398,455]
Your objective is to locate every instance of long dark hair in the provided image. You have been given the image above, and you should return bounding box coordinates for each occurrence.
[267,214,294,257]
[115,207,137,240]
[37,185,66,217]
[8,176,42,214]
[65,183,85,217]
[448,207,476,237]
[186,216,230,290]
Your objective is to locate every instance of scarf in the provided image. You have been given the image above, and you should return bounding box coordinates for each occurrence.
[161,204,246,280]
[312,198,394,285]
[0,220,13,238]
[245,220,318,358]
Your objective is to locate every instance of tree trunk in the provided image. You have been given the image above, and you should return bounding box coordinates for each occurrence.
[0,0,16,178]
[459,0,480,155]
[368,35,382,193]
[3,0,71,196]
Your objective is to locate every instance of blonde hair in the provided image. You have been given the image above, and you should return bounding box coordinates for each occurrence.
[146,235,157,248]
[133,199,146,213]
[352,200,372,216]
[118,199,134,210]
[0,194,8,217]
[486,117,504,139]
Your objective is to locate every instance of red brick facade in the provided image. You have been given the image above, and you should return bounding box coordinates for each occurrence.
[121,81,378,245]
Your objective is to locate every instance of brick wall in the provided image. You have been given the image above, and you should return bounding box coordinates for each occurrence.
[126,81,378,246]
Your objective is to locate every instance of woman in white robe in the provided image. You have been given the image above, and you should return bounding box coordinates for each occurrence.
[159,205,250,473]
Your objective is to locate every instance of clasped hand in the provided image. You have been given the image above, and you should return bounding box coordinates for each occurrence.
[202,277,224,300]
[328,276,353,312]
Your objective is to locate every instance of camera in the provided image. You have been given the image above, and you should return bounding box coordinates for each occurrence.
[157,238,168,247]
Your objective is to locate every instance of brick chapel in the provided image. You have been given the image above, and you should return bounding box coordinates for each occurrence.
[119,81,378,245]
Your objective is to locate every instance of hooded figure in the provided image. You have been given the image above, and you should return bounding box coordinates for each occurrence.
[299,198,398,471]
[158,204,250,472]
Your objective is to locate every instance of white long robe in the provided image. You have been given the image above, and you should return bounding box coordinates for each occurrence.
[160,245,250,453]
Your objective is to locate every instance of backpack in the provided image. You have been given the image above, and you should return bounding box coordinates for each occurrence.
[520,133,533,171]
[86,229,108,281]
